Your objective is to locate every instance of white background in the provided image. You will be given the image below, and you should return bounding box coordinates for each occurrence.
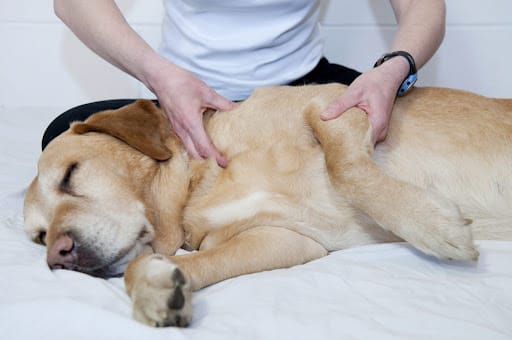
[1,0,511,109]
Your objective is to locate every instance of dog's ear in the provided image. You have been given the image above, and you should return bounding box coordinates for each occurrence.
[71,100,174,161]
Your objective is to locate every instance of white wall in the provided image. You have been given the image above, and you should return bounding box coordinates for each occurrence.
[1,0,511,109]
[320,0,512,98]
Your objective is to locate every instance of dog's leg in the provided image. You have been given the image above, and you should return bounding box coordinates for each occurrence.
[304,101,478,261]
[125,226,327,327]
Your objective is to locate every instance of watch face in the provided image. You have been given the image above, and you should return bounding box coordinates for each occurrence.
[397,73,418,97]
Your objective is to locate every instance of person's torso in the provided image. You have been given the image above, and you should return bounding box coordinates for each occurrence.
[159,0,323,100]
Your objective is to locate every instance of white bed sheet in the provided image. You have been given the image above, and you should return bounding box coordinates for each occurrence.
[0,106,511,340]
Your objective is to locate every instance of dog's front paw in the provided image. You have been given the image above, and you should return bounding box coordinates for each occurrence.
[130,254,192,327]
[403,192,479,261]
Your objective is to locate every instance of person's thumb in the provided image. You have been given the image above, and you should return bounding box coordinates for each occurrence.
[368,110,389,144]
[320,92,360,121]
[207,91,237,111]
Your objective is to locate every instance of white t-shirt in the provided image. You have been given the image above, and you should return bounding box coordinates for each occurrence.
[159,0,323,101]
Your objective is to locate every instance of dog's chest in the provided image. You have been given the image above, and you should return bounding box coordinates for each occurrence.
[181,149,354,251]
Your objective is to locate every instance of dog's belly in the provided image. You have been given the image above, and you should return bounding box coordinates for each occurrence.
[375,146,512,240]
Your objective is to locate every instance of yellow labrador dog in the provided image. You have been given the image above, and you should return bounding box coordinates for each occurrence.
[24,84,512,327]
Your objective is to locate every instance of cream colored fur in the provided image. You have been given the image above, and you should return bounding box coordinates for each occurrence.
[24,84,512,327]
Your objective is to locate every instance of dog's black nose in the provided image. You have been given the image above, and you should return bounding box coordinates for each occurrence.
[47,234,77,270]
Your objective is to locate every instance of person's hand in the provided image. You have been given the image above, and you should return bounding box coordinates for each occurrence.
[321,58,409,144]
[148,61,237,167]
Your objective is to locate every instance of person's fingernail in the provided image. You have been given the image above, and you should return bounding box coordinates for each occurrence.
[217,155,228,168]
[320,111,333,120]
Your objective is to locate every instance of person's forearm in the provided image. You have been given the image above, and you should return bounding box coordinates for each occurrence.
[389,0,446,69]
[54,0,168,90]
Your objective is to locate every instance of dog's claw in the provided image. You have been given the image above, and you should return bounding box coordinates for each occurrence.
[400,192,478,262]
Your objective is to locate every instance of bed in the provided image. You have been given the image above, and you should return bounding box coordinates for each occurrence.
[0,106,511,340]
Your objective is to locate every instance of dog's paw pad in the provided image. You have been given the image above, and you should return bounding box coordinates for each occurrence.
[167,282,185,310]
[131,256,192,327]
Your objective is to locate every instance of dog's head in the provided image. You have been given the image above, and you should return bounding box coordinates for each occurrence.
[24,100,188,278]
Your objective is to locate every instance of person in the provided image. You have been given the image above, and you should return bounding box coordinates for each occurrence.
[45,0,446,167]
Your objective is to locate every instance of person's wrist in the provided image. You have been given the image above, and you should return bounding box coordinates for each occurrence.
[374,51,418,96]
[377,56,410,88]
[140,54,177,95]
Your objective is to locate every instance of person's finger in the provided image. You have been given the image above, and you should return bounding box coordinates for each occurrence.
[170,107,228,166]
[206,90,237,112]
[321,92,361,120]
[213,149,228,168]
[172,122,202,159]
[189,121,228,167]
[179,123,227,166]
[368,111,388,144]
[377,127,388,143]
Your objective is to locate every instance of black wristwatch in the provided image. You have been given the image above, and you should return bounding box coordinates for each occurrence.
[374,51,417,97]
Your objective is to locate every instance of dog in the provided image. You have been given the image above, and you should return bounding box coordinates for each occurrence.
[24,83,512,327]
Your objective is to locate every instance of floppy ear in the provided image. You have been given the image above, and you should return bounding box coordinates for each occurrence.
[71,100,174,161]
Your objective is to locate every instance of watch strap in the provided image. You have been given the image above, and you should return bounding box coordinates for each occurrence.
[374,51,418,97]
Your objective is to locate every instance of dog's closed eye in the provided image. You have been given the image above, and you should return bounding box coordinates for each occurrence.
[35,230,46,246]
[59,162,79,195]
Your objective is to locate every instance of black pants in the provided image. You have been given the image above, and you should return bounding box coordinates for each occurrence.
[41,58,361,150]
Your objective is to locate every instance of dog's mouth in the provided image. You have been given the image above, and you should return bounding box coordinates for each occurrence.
[68,264,125,279]
[48,236,153,279]
[51,249,128,279]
